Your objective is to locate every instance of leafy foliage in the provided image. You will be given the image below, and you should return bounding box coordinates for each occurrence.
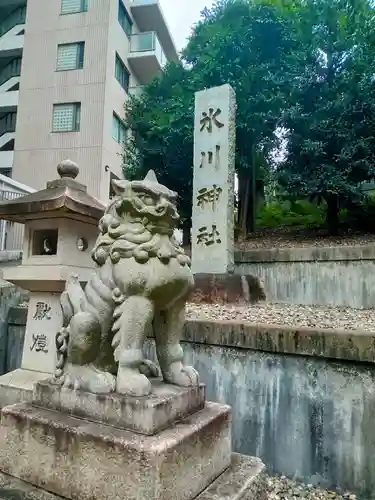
[123,0,297,233]
[277,0,375,234]
[123,62,195,229]
[123,0,375,236]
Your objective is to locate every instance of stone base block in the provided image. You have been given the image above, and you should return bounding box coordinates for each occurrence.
[33,379,206,435]
[0,401,232,500]
[0,453,267,500]
[191,273,266,304]
[0,369,50,409]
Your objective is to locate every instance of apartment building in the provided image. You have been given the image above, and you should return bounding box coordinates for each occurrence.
[0,0,177,202]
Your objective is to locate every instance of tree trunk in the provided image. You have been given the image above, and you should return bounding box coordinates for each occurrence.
[249,147,257,233]
[238,170,260,235]
[247,169,257,234]
[239,175,251,235]
[327,194,339,235]
[237,173,243,227]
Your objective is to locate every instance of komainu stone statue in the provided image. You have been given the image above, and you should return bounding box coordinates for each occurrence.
[57,171,199,396]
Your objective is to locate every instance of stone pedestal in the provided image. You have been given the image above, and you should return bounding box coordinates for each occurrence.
[0,380,267,500]
[33,379,206,435]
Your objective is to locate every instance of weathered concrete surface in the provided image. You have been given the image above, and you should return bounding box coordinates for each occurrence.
[5,306,27,373]
[0,247,26,378]
[178,343,375,497]
[0,454,267,500]
[235,245,375,308]
[236,244,375,263]
[0,402,231,500]
[33,379,206,435]
[0,288,27,376]
[145,318,375,497]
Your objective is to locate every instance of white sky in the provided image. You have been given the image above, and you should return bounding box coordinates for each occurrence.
[160,0,215,51]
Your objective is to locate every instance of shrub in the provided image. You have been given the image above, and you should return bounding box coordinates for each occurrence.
[256,200,326,230]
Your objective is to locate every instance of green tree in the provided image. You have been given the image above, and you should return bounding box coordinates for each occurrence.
[123,62,196,242]
[123,0,297,238]
[278,0,375,234]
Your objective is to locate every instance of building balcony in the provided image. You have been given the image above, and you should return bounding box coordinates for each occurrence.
[0,57,21,92]
[128,32,166,84]
[130,0,178,62]
[0,111,16,144]
[0,89,18,110]
[0,150,13,170]
[0,5,25,56]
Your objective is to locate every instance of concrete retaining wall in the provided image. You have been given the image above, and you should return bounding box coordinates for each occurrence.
[5,309,375,496]
[0,251,26,375]
[148,320,375,497]
[0,288,27,375]
[235,244,375,308]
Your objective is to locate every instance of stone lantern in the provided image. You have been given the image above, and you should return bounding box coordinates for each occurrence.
[0,160,105,407]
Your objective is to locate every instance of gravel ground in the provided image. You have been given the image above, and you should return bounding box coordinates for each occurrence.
[236,232,375,250]
[266,475,358,500]
[182,233,375,256]
[186,302,375,332]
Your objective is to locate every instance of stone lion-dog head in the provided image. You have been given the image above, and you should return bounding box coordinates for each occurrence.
[92,170,190,267]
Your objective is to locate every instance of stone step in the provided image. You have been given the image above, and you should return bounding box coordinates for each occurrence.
[0,454,267,500]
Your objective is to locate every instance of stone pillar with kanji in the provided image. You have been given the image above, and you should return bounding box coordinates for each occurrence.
[191,84,265,303]
[192,84,235,276]
[0,160,105,407]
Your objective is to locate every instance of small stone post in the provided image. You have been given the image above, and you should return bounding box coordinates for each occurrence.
[192,84,236,275]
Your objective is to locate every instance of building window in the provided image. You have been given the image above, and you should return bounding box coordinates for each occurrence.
[112,113,127,144]
[52,103,81,132]
[115,54,130,93]
[118,1,133,37]
[61,0,88,15]
[56,42,85,71]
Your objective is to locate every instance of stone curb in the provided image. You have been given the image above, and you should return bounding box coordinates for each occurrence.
[182,319,375,364]
[9,305,375,365]
[235,244,375,263]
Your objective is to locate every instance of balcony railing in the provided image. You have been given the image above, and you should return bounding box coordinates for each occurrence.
[0,112,16,136]
[0,175,35,251]
[129,31,166,67]
[0,58,21,87]
[0,5,26,38]
[131,0,155,4]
